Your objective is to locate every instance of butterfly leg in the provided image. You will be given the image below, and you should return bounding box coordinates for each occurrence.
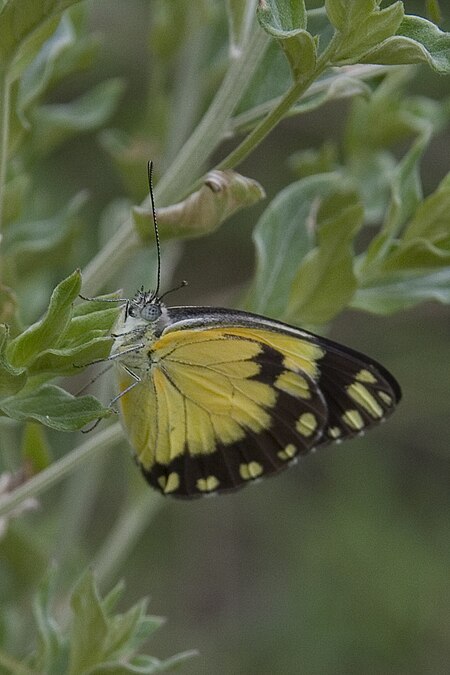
[108,364,142,406]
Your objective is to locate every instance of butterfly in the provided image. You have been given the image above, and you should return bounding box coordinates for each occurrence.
[99,164,401,499]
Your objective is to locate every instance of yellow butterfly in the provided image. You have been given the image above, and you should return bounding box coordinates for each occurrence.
[101,164,401,498]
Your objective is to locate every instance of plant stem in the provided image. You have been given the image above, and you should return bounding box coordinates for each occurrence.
[216,38,338,172]
[81,25,270,297]
[94,491,164,589]
[0,422,123,519]
[0,649,35,675]
[229,63,391,133]
[0,69,11,234]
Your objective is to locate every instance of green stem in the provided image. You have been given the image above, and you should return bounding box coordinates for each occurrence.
[0,649,35,675]
[94,491,164,589]
[0,69,11,234]
[0,422,123,519]
[81,25,270,297]
[230,63,391,133]
[216,38,338,172]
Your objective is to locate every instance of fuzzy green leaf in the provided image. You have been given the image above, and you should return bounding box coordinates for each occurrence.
[21,422,52,473]
[360,15,450,73]
[286,188,363,324]
[133,170,265,241]
[6,270,81,368]
[0,324,27,397]
[0,0,83,78]
[381,131,429,237]
[327,0,404,64]
[0,383,111,431]
[247,172,344,317]
[22,570,190,675]
[351,268,450,314]
[27,336,113,377]
[31,569,67,674]
[2,192,88,269]
[16,14,73,127]
[257,0,307,33]
[403,173,450,243]
[30,78,124,154]
[68,571,109,674]
[257,0,315,80]
[2,174,30,225]
[360,131,430,278]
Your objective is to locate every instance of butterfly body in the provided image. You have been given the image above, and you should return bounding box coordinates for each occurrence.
[112,291,401,499]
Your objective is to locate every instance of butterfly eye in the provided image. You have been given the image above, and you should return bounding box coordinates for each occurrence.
[141,303,162,322]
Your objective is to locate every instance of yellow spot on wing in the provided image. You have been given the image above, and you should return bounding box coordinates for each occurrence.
[342,409,364,430]
[275,371,311,399]
[356,369,377,384]
[197,476,220,492]
[240,462,263,480]
[157,472,180,494]
[347,382,383,418]
[378,391,393,406]
[277,444,297,461]
[296,412,318,437]
[328,426,341,439]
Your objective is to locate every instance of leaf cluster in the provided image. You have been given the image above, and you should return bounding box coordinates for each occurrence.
[2,569,196,674]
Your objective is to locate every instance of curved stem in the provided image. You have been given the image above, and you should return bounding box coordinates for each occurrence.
[216,37,339,172]
[81,26,269,297]
[94,491,164,590]
[0,70,11,235]
[0,422,123,519]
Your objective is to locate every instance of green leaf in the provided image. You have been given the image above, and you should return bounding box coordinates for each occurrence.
[360,15,450,73]
[68,571,109,674]
[0,324,27,397]
[2,173,29,225]
[257,0,307,32]
[30,78,125,154]
[133,170,265,242]
[27,336,113,377]
[0,283,19,326]
[31,569,67,674]
[2,191,88,268]
[257,0,316,80]
[351,268,450,314]
[327,0,404,64]
[286,188,363,324]
[16,13,98,129]
[425,0,442,24]
[21,422,52,473]
[403,173,450,243]
[0,383,111,431]
[377,238,450,273]
[247,172,343,317]
[360,131,430,277]
[21,570,191,674]
[382,131,430,236]
[325,0,374,32]
[6,270,81,368]
[0,0,84,78]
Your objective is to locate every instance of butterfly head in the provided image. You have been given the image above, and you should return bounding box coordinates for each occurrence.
[127,287,163,323]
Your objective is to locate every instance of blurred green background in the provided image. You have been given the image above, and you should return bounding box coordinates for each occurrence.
[1,1,449,673]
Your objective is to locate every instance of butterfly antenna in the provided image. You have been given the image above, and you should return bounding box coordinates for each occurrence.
[159,279,188,302]
[147,161,161,300]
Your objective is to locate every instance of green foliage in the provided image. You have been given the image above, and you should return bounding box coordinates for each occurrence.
[1,569,196,674]
[0,1,449,673]
[0,272,115,430]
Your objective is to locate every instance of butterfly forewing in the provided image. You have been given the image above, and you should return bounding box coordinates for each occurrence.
[116,307,400,498]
